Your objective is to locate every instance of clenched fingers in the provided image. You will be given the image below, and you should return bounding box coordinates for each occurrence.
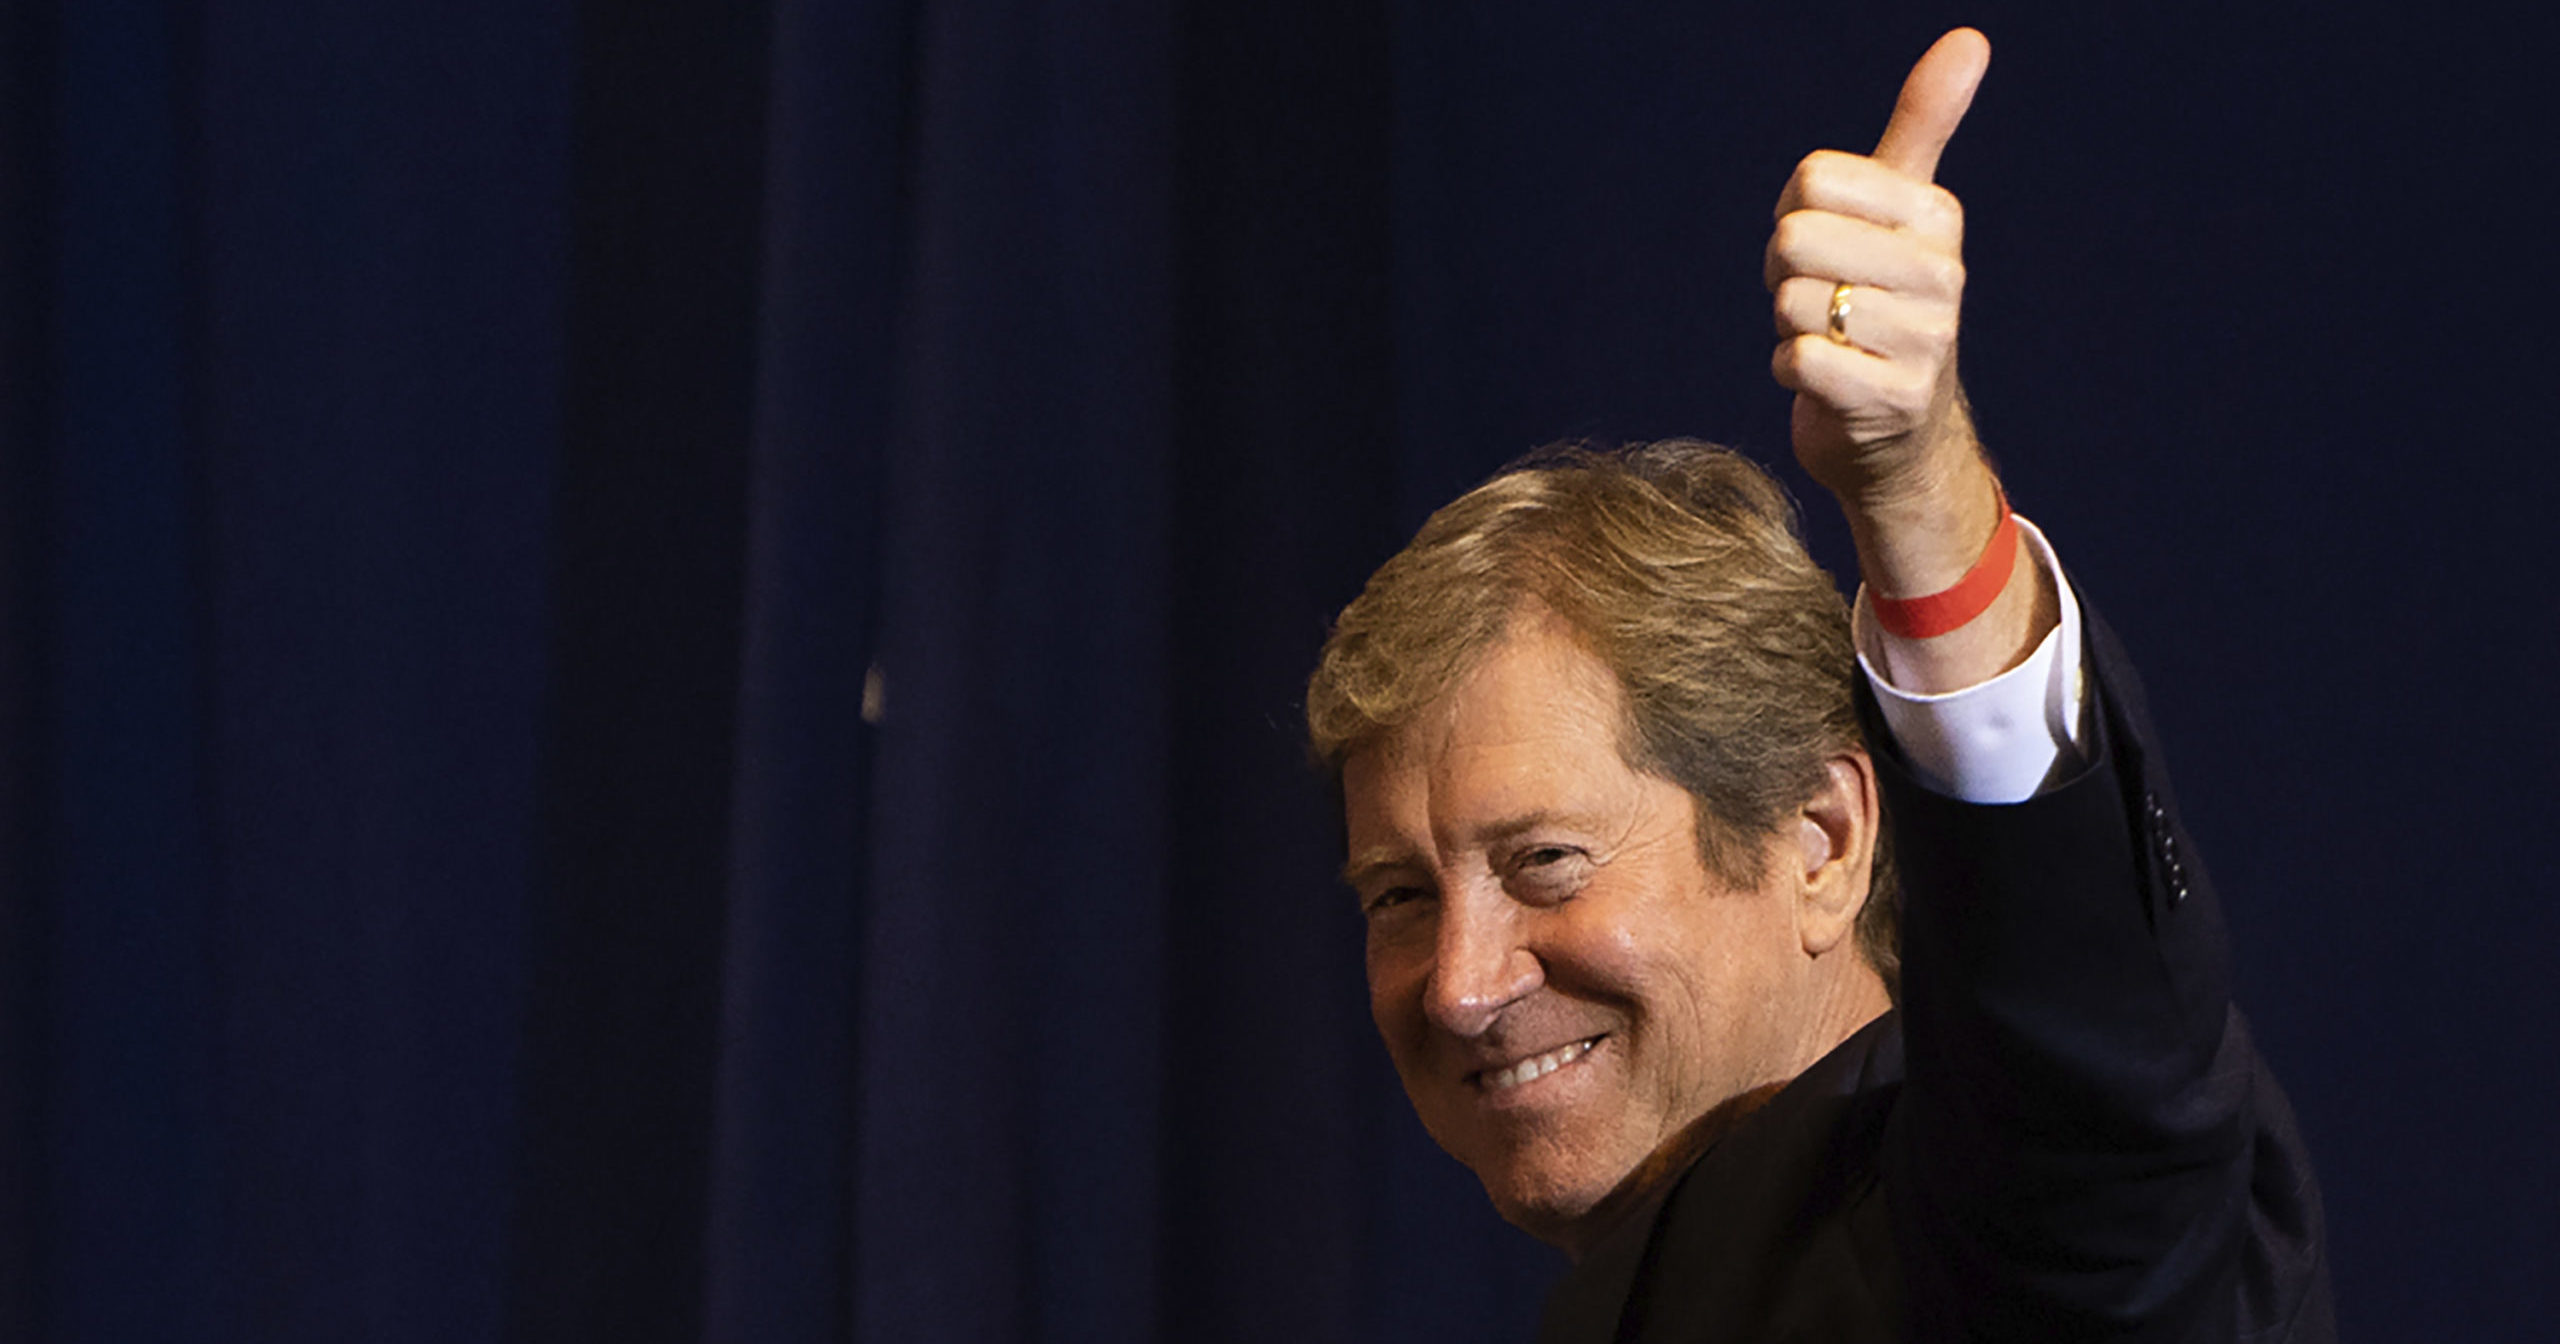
[1770,335,1940,432]
[1763,208,1966,298]
[1771,275,1955,362]
[1774,150,1964,246]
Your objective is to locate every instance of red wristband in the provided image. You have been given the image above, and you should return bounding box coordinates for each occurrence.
[1868,497,2020,640]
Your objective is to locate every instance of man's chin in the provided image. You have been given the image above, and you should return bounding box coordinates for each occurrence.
[1472,1085,1792,1256]
[1471,1153,1641,1253]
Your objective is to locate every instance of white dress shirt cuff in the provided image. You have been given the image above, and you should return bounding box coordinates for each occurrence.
[1853,515,2088,804]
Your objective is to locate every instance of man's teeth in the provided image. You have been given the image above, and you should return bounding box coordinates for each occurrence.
[1482,1037,1600,1092]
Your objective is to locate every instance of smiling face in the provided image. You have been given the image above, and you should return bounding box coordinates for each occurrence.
[1342,610,1856,1252]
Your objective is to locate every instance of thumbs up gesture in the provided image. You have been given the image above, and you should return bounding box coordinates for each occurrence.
[1768,27,1989,513]
[1770,29,2056,689]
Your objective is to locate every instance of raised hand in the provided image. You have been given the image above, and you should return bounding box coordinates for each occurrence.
[1766,28,2052,690]
[1767,27,1989,508]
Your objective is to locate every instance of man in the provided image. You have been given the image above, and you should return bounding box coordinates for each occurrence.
[1305,30,2332,1342]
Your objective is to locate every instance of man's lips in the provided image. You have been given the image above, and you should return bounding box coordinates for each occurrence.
[1470,1034,1606,1093]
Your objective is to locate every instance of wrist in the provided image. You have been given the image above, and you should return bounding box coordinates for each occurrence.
[1840,446,2003,599]
[1869,496,2015,638]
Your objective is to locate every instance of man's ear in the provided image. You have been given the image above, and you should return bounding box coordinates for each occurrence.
[1793,750,1878,957]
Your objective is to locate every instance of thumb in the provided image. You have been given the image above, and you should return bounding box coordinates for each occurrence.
[1872,27,1990,183]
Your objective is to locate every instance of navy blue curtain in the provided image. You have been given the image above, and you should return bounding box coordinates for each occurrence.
[3,2,2551,1341]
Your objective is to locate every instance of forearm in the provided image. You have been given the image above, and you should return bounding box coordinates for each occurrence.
[1874,613,2254,1337]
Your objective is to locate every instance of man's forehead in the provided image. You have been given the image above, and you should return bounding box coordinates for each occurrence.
[1342,619,1661,865]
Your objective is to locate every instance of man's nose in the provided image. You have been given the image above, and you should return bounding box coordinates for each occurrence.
[1423,895,1541,1037]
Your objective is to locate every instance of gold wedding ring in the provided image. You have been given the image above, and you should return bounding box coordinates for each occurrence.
[1826,281,1855,345]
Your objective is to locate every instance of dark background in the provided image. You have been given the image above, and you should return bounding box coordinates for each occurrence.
[3,1,2550,1340]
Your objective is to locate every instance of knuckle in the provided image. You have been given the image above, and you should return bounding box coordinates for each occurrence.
[1771,337,1811,386]
[1805,148,1861,177]
[1794,151,1862,209]
[1771,212,1809,253]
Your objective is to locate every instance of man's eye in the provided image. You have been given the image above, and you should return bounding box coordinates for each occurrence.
[1512,845,1585,876]
[1363,885,1428,916]
[1507,846,1589,899]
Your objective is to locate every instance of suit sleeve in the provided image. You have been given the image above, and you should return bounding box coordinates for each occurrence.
[1867,600,2331,1343]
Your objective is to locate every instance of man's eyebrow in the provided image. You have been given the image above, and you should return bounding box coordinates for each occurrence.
[1339,850,1414,888]
[1474,813,1563,847]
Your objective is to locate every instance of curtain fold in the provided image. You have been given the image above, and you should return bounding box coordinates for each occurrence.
[694,0,905,1338]
[849,0,1177,1335]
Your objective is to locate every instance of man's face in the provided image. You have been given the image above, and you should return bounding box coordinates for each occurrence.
[1340,612,1813,1248]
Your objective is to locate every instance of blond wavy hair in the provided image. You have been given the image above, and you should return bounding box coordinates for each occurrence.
[1306,439,1898,994]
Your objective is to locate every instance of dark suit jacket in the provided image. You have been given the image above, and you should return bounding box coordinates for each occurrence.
[1537,607,2334,1343]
